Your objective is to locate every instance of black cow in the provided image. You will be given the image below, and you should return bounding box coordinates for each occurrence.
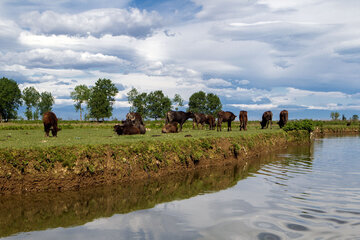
[165,111,194,132]
[278,110,288,128]
[42,111,61,137]
[239,111,248,131]
[260,111,273,129]
[217,111,236,131]
[123,117,146,134]
[126,112,144,125]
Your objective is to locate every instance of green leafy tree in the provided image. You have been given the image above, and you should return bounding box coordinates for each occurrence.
[38,92,55,116]
[206,93,222,115]
[330,112,340,120]
[127,87,148,118]
[352,114,359,121]
[146,90,172,120]
[22,86,40,120]
[0,77,22,121]
[188,91,207,113]
[188,91,222,115]
[172,94,184,111]
[71,85,90,121]
[342,114,346,121]
[88,78,118,121]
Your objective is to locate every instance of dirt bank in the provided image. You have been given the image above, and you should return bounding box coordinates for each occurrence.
[0,131,309,194]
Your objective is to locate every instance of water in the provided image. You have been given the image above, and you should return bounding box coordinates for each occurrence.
[1,136,360,239]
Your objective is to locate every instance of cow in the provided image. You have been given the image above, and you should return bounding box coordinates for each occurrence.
[260,111,273,129]
[42,111,61,137]
[193,113,207,130]
[205,115,216,130]
[239,111,248,131]
[165,111,194,132]
[162,122,178,133]
[193,113,216,130]
[278,110,288,128]
[217,111,236,131]
[126,112,144,125]
[114,124,140,135]
[122,118,146,134]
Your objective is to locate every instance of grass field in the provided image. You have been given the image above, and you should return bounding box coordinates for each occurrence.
[0,121,276,149]
[0,119,358,149]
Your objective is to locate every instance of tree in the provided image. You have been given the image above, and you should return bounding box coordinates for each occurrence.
[22,86,40,120]
[88,78,118,121]
[342,114,346,121]
[172,94,184,111]
[146,90,171,120]
[127,87,148,118]
[38,92,55,116]
[188,91,222,115]
[352,115,359,121]
[330,112,340,120]
[71,85,90,121]
[206,93,222,115]
[188,91,207,113]
[0,77,22,121]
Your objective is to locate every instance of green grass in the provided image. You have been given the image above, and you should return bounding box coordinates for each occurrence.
[0,121,277,149]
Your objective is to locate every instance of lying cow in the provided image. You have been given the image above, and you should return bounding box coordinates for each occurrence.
[165,111,194,132]
[217,111,236,131]
[126,112,144,125]
[162,122,178,133]
[239,110,248,131]
[114,124,140,135]
[260,111,273,129]
[42,111,61,137]
[278,110,288,128]
[122,118,146,134]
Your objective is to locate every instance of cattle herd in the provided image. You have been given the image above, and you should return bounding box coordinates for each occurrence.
[42,110,289,137]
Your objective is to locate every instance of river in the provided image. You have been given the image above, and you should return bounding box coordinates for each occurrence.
[1,136,360,239]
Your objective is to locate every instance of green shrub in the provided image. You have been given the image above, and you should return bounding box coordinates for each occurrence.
[283,120,314,132]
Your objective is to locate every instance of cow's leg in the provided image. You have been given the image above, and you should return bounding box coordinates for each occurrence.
[179,122,183,132]
[193,120,196,129]
[217,119,222,131]
[228,120,231,131]
[44,125,50,137]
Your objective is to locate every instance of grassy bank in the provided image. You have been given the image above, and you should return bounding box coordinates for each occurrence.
[0,119,358,194]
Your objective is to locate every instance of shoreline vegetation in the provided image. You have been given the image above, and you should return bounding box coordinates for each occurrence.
[0,120,359,194]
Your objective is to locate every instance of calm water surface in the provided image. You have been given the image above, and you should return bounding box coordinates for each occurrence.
[1,136,360,239]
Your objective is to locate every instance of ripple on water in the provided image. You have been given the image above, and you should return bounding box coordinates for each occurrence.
[257,232,282,240]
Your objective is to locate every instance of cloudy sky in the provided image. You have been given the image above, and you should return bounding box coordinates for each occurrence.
[1,0,360,120]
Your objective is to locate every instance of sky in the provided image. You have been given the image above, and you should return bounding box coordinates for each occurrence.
[0,0,359,120]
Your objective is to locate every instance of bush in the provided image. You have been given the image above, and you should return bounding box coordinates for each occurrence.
[282,120,314,133]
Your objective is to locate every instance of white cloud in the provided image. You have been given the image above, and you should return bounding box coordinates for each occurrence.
[20,8,162,38]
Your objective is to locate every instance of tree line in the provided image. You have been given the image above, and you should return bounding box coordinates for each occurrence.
[0,77,222,122]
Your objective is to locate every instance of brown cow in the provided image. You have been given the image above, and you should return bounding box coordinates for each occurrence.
[165,111,194,132]
[126,112,144,125]
[239,111,248,131]
[260,111,273,129]
[217,111,236,131]
[122,118,146,134]
[278,110,288,128]
[42,111,61,137]
[114,124,140,135]
[162,122,178,133]
[205,115,216,130]
[193,113,207,129]
[193,113,216,130]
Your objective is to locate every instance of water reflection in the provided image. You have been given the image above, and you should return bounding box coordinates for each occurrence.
[2,136,360,240]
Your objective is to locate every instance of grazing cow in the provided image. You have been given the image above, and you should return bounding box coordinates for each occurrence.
[193,113,216,130]
[162,122,178,133]
[260,111,273,129]
[205,115,216,130]
[193,113,207,129]
[217,111,236,131]
[165,111,194,132]
[114,124,140,135]
[278,110,288,128]
[239,111,248,131]
[126,112,144,125]
[42,111,61,137]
